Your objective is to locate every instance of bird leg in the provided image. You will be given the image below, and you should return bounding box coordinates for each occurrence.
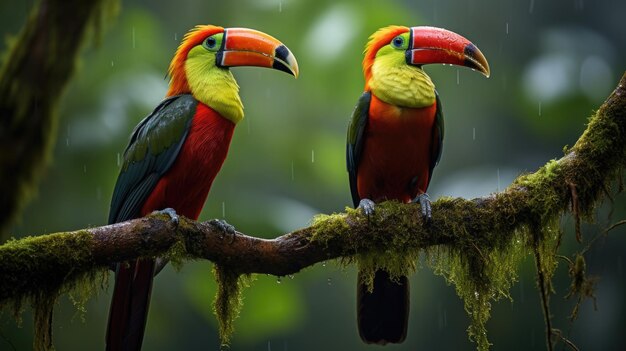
[411,193,432,221]
[208,219,237,243]
[158,207,180,226]
[358,198,377,219]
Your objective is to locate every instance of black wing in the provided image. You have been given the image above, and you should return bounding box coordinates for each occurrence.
[108,94,198,224]
[427,91,444,189]
[346,92,372,207]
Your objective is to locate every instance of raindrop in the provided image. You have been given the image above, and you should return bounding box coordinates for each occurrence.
[111,61,114,67]
[538,101,542,116]
[276,277,282,284]
[278,0,282,12]
[291,161,294,181]
[268,340,272,351]
[322,262,326,267]
[66,138,70,147]
[497,168,500,191]
[327,278,332,285]
[506,22,509,34]
[83,165,87,174]
[174,32,178,41]
[311,150,315,163]
[132,27,136,49]
[456,69,460,84]
[222,201,226,218]
[472,127,476,141]
[117,153,121,167]
[529,0,535,13]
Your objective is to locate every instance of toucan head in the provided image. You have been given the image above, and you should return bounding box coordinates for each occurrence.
[363,25,490,90]
[167,25,299,97]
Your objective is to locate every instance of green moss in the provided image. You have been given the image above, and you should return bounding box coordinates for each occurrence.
[0,231,108,350]
[426,226,528,351]
[163,238,189,271]
[310,209,353,245]
[212,265,253,347]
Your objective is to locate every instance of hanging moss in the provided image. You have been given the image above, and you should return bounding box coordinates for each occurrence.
[212,265,253,347]
[0,231,109,350]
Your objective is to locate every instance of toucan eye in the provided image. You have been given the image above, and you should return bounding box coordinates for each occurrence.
[202,33,224,51]
[205,37,217,48]
[392,36,404,48]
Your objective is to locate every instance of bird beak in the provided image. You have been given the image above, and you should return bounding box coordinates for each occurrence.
[406,26,490,78]
[217,27,299,78]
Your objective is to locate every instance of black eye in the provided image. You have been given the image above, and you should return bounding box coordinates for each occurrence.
[205,37,217,48]
[392,36,404,48]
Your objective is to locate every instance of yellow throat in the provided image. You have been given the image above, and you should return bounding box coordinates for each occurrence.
[184,46,244,124]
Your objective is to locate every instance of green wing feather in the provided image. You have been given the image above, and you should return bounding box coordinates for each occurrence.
[346,92,372,207]
[108,94,198,224]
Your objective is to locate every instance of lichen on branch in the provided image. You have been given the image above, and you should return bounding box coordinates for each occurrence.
[0,73,624,350]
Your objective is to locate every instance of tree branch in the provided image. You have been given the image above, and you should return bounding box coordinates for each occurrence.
[1,72,625,349]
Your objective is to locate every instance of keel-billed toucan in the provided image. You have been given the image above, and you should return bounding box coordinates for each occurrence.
[106,25,298,350]
[346,25,490,344]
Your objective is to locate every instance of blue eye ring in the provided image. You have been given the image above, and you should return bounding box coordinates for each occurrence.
[392,36,404,48]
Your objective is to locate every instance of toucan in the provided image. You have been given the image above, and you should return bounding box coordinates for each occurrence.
[346,25,490,344]
[106,25,298,350]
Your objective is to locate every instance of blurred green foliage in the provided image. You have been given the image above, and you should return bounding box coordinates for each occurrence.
[1,0,625,350]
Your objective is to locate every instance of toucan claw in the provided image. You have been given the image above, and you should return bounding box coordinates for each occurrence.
[159,208,179,226]
[358,198,377,220]
[412,193,432,222]
[209,219,237,243]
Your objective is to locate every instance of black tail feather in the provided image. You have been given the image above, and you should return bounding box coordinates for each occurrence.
[106,259,156,351]
[357,269,409,344]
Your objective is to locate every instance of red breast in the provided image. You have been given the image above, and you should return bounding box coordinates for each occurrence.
[357,94,437,203]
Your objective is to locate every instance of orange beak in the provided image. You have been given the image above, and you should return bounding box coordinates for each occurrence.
[217,28,299,78]
[406,26,490,77]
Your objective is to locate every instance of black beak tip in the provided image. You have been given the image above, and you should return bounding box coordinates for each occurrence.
[464,43,490,77]
[273,45,296,76]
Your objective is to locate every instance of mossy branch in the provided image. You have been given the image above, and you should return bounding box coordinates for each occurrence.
[1,73,625,350]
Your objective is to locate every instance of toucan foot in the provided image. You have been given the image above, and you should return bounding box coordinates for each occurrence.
[158,208,179,226]
[412,193,432,221]
[209,219,236,243]
[358,198,376,219]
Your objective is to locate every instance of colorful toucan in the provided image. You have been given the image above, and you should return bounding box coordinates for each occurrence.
[346,26,490,344]
[106,25,298,350]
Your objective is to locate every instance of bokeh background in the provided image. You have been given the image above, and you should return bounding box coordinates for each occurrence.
[1,0,625,350]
